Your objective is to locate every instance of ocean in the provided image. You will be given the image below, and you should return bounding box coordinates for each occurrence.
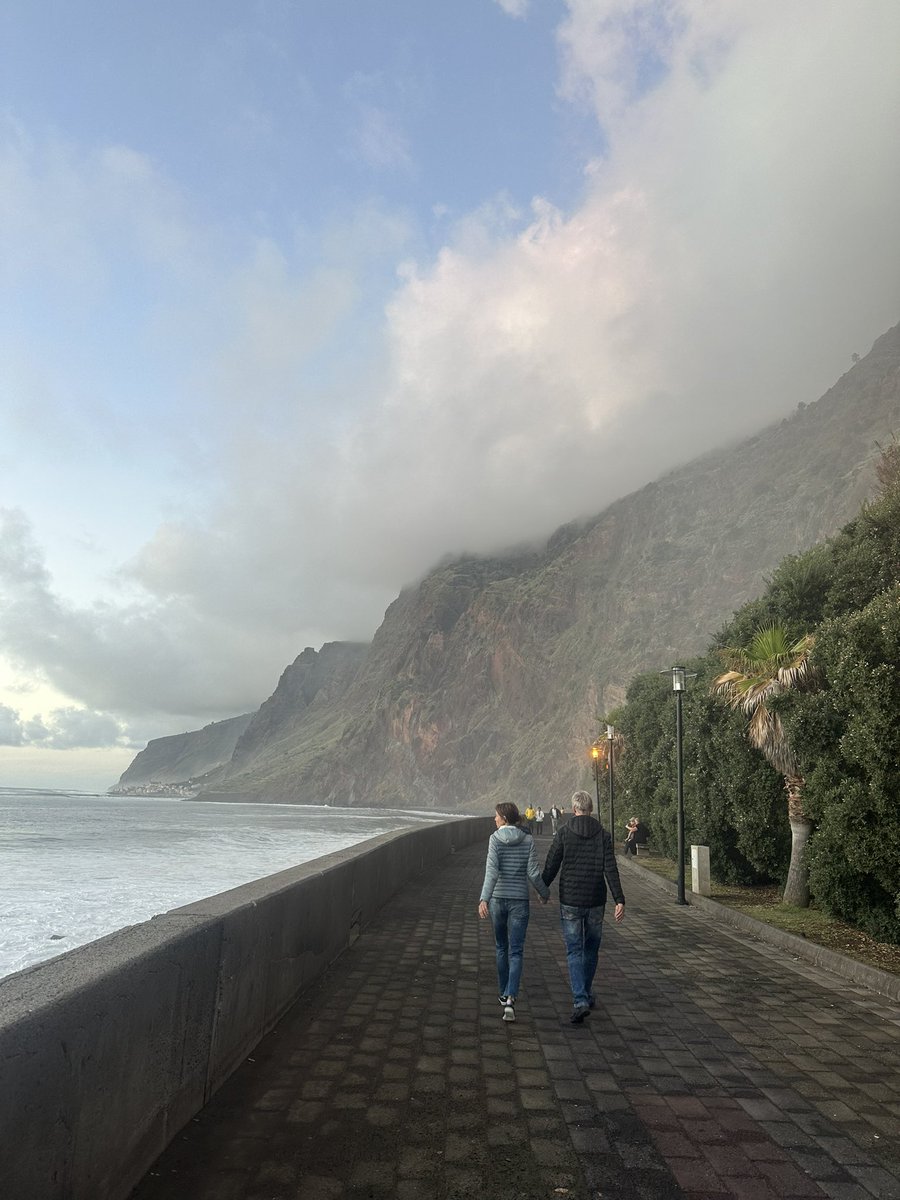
[0,788,462,981]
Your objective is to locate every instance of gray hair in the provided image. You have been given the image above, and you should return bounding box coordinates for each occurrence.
[571,790,592,814]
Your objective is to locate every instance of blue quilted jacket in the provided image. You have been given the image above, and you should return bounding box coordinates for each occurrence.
[480,825,549,903]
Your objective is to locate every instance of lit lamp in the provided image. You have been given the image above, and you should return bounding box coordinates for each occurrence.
[606,724,616,840]
[671,666,687,905]
[590,744,601,814]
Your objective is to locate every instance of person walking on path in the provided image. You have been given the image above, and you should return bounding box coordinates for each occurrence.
[523,804,536,831]
[478,802,549,1023]
[542,790,624,1024]
[534,806,545,835]
[549,803,562,835]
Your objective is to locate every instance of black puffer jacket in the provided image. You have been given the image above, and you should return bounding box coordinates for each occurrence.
[542,816,625,908]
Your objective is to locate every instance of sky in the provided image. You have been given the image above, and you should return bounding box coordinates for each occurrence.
[2,1,900,792]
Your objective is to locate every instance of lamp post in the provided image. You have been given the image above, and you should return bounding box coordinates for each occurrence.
[671,666,688,905]
[590,744,601,815]
[606,724,616,840]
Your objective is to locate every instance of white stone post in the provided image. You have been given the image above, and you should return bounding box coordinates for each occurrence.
[691,845,711,896]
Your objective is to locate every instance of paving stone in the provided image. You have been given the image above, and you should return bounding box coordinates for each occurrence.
[295,1176,345,1199]
[844,1163,900,1198]
[819,1183,877,1200]
[721,1178,784,1200]
[554,1078,591,1101]
[394,1181,437,1200]
[667,1155,728,1192]
[757,1119,813,1148]
[754,1158,827,1195]
[286,1099,323,1123]
[653,1131,703,1158]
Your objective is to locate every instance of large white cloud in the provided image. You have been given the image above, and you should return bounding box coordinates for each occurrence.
[0,697,132,752]
[2,1,900,735]
[313,0,900,581]
[0,508,305,720]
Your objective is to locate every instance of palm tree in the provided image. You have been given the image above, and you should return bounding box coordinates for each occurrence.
[712,624,817,907]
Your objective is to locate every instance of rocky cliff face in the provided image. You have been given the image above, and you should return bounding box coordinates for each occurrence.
[121,323,900,810]
[112,712,254,791]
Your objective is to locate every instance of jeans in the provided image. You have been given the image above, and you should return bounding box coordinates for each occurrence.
[560,903,605,1007]
[489,898,530,999]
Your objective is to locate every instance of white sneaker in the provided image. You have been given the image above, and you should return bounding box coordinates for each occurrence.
[502,999,516,1022]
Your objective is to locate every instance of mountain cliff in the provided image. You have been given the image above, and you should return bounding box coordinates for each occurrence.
[112,712,254,792]
[118,323,900,811]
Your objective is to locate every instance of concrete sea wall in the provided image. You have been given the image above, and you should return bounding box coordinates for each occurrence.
[0,816,492,1200]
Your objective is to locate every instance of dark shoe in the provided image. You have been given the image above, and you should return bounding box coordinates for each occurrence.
[588,995,596,1009]
[498,994,509,1005]
[570,1004,591,1025]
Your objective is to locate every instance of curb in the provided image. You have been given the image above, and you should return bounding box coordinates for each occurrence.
[616,854,900,1004]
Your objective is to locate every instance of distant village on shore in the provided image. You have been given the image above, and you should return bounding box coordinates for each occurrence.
[109,781,198,798]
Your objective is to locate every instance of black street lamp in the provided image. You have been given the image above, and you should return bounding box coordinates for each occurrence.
[671,666,688,905]
[606,724,616,841]
[590,744,601,815]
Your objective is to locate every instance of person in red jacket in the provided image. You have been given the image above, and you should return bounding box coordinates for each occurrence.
[542,790,625,1024]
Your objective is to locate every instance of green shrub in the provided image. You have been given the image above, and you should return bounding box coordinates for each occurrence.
[787,587,900,942]
[617,655,788,883]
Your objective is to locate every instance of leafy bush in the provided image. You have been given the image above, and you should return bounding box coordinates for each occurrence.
[787,587,900,941]
[617,655,788,883]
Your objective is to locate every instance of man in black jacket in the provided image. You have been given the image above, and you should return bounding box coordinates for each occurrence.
[542,790,625,1024]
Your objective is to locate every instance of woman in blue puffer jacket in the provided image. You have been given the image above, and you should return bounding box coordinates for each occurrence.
[478,802,549,1023]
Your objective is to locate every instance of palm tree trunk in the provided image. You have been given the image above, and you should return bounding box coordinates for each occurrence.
[782,777,811,908]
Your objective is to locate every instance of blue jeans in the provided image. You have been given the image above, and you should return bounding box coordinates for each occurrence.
[560,904,605,1007]
[489,898,530,999]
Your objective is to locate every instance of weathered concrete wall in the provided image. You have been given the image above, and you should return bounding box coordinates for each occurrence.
[0,816,491,1200]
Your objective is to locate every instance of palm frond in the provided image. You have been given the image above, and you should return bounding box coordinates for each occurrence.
[711,623,815,776]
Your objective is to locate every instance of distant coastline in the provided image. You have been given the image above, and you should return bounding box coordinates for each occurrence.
[108,781,199,799]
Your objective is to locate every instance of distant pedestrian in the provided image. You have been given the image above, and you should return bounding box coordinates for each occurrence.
[542,791,624,1024]
[535,806,545,835]
[523,804,536,832]
[479,802,549,1023]
[550,804,562,835]
[624,816,639,856]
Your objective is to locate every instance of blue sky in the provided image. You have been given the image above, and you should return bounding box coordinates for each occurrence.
[2,1,900,791]
[3,1,580,240]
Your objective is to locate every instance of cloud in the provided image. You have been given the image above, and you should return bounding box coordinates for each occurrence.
[352,105,414,172]
[318,2,900,584]
[0,116,195,296]
[0,699,129,751]
[343,72,415,173]
[0,704,25,746]
[24,707,128,750]
[0,508,306,720]
[495,0,530,17]
[2,1,900,739]
[556,0,694,120]
[369,6,895,573]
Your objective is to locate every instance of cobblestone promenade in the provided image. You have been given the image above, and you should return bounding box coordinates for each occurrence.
[131,839,900,1200]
